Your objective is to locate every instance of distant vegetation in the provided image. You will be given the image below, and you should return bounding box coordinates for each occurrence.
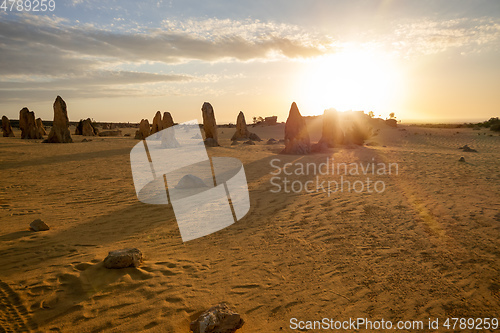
[471,117,500,131]
[411,117,500,131]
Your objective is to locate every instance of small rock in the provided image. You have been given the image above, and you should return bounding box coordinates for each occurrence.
[459,144,477,152]
[459,156,465,162]
[248,132,262,142]
[190,303,244,333]
[176,174,208,189]
[103,248,143,269]
[98,130,122,137]
[243,140,255,145]
[30,219,50,231]
[204,138,219,147]
[266,138,276,145]
[311,142,328,153]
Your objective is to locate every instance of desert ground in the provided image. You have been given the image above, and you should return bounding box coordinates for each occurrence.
[1,121,499,332]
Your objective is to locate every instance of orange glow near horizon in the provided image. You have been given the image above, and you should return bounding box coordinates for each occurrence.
[296,45,406,118]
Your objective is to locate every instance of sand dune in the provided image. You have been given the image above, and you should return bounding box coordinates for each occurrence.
[0,124,499,332]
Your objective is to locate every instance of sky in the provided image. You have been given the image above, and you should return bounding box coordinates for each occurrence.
[0,0,499,123]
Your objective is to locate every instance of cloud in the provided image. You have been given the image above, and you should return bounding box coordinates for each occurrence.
[0,71,193,102]
[389,17,500,57]
[0,14,331,74]
[0,13,332,102]
[1,12,498,104]
[0,71,191,89]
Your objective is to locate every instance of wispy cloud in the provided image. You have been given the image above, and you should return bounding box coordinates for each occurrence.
[388,17,500,57]
[0,13,331,71]
[1,12,499,103]
[0,13,333,102]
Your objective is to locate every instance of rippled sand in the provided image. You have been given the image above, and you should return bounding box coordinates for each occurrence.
[1,123,499,332]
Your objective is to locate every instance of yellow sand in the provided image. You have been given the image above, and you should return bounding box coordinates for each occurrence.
[0,123,499,332]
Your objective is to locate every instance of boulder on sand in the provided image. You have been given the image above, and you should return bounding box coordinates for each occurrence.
[190,303,244,333]
[2,116,15,137]
[201,102,219,146]
[281,102,310,154]
[45,96,73,143]
[103,248,143,269]
[30,219,49,232]
[135,119,151,140]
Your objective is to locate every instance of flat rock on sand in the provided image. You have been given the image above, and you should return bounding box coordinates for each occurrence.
[459,144,478,152]
[190,303,244,333]
[103,248,143,269]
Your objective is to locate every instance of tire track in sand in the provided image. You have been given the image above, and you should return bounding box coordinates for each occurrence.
[0,279,37,332]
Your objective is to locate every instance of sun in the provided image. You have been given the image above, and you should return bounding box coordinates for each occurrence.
[297,44,404,117]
